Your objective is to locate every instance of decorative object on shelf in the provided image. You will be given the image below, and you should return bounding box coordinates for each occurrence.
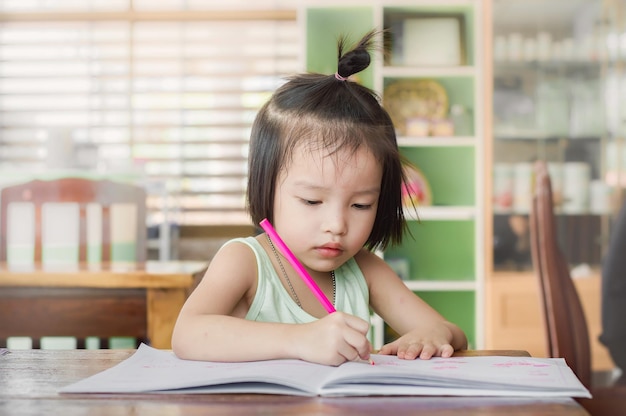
[449,104,473,136]
[386,13,466,67]
[562,162,590,214]
[513,162,533,214]
[494,30,591,63]
[589,179,611,214]
[383,79,448,136]
[429,118,455,136]
[405,117,430,136]
[401,163,432,208]
[493,163,514,213]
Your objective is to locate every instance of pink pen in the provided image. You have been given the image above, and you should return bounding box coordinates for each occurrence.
[260,218,336,313]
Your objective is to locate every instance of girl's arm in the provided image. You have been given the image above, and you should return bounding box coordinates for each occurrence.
[357,249,468,359]
[171,240,372,365]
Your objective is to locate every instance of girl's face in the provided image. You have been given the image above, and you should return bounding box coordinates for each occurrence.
[272,143,382,274]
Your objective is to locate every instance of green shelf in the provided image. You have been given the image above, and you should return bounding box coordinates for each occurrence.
[401,146,475,206]
[386,220,475,281]
[304,1,484,349]
[384,290,476,349]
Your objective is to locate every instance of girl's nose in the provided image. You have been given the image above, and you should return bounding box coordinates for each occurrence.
[324,211,348,236]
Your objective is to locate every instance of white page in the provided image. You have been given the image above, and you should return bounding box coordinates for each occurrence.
[60,344,591,398]
[322,354,589,395]
[60,344,334,395]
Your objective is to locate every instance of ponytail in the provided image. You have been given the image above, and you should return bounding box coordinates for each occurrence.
[335,30,378,81]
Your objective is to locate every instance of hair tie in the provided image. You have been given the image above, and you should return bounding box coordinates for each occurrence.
[334,72,348,81]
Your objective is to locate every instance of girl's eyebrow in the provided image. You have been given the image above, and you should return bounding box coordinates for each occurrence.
[293,180,380,195]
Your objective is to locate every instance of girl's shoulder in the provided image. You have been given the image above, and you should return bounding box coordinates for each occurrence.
[209,236,261,275]
[353,247,382,266]
[353,248,396,284]
[221,235,263,253]
[186,235,261,313]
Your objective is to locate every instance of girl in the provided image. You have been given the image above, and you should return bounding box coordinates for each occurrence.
[172,30,467,366]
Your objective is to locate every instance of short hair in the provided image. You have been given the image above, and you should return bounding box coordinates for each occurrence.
[247,30,407,250]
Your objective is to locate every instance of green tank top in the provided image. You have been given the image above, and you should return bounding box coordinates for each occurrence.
[224,237,371,324]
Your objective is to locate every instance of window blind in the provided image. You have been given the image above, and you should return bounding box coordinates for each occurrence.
[0,2,298,226]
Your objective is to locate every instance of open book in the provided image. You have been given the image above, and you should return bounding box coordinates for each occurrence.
[60,344,590,398]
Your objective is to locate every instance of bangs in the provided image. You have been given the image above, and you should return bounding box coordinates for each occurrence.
[276,112,394,168]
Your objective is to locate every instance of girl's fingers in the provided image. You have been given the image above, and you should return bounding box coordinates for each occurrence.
[439,344,455,358]
[418,344,437,360]
[341,313,370,335]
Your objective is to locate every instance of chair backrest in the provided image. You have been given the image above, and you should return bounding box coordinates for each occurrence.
[0,177,147,264]
[529,161,592,388]
[0,177,149,349]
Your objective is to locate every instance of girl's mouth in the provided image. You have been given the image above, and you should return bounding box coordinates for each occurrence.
[317,245,343,258]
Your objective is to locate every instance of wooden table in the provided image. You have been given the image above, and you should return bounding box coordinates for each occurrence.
[0,261,207,349]
[0,348,589,416]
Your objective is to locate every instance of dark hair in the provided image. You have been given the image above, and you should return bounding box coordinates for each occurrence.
[247,30,407,250]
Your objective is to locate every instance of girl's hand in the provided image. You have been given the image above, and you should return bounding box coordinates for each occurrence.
[292,312,372,366]
[378,324,456,360]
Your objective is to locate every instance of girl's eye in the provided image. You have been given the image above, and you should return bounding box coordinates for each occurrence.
[302,199,321,206]
[353,203,373,210]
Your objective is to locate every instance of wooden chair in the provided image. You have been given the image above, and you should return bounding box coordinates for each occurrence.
[529,161,626,415]
[0,177,149,349]
[1,177,147,264]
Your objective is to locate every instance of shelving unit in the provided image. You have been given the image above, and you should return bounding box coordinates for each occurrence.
[486,0,626,366]
[302,0,488,350]
[490,0,617,271]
